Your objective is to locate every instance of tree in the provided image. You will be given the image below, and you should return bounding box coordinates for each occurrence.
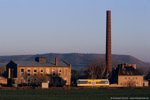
[0,67,6,77]
[32,73,49,85]
[126,80,136,87]
[16,73,49,86]
[84,59,107,79]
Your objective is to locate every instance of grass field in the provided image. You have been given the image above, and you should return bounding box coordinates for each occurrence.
[0,88,150,100]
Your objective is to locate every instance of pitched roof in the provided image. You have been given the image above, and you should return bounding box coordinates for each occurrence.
[118,66,142,75]
[12,61,70,67]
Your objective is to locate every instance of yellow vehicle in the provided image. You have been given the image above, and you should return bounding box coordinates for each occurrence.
[77,79,109,87]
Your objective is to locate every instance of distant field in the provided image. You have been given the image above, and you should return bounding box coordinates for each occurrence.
[0,88,150,100]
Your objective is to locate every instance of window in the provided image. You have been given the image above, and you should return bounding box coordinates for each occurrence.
[27,74,30,76]
[58,69,62,76]
[135,77,137,80]
[27,69,30,72]
[128,77,130,80]
[34,69,37,73]
[53,72,56,76]
[41,69,43,73]
[125,77,127,80]
[21,69,24,72]
[52,69,56,76]
[59,69,62,72]
[96,81,108,84]
[34,74,36,76]
[78,81,91,84]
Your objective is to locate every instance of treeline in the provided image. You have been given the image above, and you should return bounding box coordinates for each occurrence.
[0,67,6,76]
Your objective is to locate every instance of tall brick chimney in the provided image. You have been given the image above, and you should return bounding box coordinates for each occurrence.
[106,10,112,73]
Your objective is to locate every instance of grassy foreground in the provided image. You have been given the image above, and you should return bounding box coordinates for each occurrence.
[0,88,150,100]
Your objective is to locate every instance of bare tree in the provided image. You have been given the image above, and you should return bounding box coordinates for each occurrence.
[0,67,6,76]
[84,58,107,79]
[126,80,136,87]
[32,73,49,85]
[16,73,49,86]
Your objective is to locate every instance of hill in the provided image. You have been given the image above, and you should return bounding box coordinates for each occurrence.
[0,53,149,70]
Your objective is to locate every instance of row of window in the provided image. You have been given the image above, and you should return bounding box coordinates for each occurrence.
[124,77,138,80]
[120,82,139,85]
[21,72,61,76]
[21,68,62,73]
[20,68,69,76]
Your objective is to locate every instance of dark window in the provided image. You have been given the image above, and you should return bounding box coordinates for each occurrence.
[59,69,62,72]
[27,74,30,76]
[78,81,91,84]
[53,73,56,76]
[41,69,43,72]
[21,69,24,72]
[27,69,30,72]
[34,74,36,76]
[96,81,108,84]
[34,69,37,72]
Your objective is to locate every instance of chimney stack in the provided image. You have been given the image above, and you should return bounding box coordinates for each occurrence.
[35,57,46,63]
[55,57,58,66]
[106,10,112,73]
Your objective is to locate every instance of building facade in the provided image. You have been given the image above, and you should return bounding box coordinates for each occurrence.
[6,57,71,86]
[116,63,148,87]
[118,75,144,87]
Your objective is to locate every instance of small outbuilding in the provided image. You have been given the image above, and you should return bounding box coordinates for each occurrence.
[41,82,49,88]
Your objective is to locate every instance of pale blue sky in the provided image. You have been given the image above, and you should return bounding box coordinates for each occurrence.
[0,0,150,62]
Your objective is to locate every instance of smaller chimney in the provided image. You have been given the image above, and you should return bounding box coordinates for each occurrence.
[55,57,58,66]
[35,57,46,63]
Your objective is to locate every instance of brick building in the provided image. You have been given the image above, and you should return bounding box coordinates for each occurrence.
[6,57,71,86]
[115,63,148,87]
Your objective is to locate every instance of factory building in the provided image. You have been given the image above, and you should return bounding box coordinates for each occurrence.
[6,57,71,86]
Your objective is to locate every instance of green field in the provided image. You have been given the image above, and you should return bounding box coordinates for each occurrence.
[0,88,150,100]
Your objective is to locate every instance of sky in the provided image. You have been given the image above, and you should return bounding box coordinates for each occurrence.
[0,0,150,62]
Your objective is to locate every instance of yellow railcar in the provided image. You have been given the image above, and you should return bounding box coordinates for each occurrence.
[77,79,109,87]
